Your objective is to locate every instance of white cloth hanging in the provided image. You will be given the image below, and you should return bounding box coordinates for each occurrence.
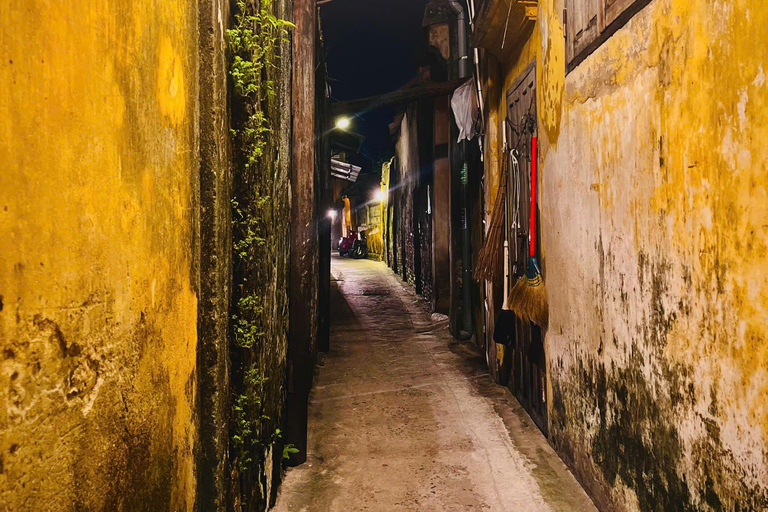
[450,79,479,142]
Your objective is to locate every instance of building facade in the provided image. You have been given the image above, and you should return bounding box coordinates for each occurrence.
[382,0,768,510]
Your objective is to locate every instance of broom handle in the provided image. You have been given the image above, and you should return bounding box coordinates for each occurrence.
[529,135,538,258]
[503,155,510,309]
[502,128,510,309]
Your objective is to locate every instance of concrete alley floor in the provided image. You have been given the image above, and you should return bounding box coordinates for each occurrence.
[273,255,598,512]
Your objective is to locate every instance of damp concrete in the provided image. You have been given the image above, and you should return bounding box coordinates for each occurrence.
[273,255,598,512]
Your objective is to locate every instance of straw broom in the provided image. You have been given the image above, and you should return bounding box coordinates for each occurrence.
[493,143,516,350]
[473,154,508,282]
[508,135,548,328]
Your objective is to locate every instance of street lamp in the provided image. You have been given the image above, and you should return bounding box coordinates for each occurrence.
[326,209,337,220]
[373,189,386,203]
[335,116,351,130]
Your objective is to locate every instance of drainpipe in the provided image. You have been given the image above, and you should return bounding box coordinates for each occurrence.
[466,0,485,160]
[449,0,474,340]
[448,1,470,78]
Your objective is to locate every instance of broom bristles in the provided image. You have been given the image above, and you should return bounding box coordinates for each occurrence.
[474,164,508,282]
[508,258,549,328]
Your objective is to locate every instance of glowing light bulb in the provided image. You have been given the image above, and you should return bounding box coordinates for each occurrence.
[335,117,351,130]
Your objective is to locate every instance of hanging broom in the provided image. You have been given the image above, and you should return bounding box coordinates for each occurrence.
[508,135,549,328]
[493,144,518,348]
[473,153,508,282]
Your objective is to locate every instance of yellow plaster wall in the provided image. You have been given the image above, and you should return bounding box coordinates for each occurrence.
[0,1,199,509]
[485,0,768,509]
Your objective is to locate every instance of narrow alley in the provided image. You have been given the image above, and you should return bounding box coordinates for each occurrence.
[274,256,597,511]
[1,0,767,511]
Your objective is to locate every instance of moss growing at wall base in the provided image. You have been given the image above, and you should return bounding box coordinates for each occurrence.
[548,254,768,512]
[551,350,768,512]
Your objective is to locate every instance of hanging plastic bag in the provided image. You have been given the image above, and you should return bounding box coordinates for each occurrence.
[451,79,479,142]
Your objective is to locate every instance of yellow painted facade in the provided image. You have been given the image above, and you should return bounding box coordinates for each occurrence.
[481,0,767,508]
[0,0,200,509]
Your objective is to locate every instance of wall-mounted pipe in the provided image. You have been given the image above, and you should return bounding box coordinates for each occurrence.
[449,0,474,341]
[466,0,485,161]
[448,0,470,79]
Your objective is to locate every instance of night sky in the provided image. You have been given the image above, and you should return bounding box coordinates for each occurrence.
[320,0,431,170]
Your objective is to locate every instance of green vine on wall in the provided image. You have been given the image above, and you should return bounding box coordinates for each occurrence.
[227,0,295,505]
[231,364,268,471]
[228,0,292,170]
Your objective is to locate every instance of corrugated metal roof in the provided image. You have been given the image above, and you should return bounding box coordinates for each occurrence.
[331,159,362,182]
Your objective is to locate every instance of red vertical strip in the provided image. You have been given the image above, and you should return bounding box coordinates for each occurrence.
[529,135,538,257]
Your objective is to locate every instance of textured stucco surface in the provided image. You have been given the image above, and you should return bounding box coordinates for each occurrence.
[484,0,768,510]
[0,1,200,509]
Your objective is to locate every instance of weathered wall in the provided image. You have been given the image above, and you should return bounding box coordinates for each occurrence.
[197,0,232,509]
[0,0,200,510]
[485,0,768,510]
[227,0,295,506]
[395,107,420,287]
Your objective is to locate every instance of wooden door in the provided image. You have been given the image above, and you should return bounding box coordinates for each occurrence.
[505,63,548,437]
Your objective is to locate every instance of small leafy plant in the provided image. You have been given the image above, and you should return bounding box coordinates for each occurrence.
[232,365,268,471]
[282,442,299,460]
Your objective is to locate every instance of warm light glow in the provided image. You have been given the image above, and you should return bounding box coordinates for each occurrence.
[335,116,351,130]
[326,209,337,220]
[373,189,386,203]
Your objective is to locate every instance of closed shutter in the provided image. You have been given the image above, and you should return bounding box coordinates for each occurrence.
[566,0,602,64]
[566,0,649,69]
[604,0,636,26]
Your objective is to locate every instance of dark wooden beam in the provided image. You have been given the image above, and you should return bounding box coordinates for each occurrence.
[330,78,469,116]
[287,0,316,467]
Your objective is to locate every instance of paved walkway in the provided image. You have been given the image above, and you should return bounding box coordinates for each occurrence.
[274,256,598,512]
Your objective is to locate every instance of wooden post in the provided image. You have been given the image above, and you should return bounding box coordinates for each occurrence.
[317,69,332,354]
[330,78,467,116]
[287,0,316,467]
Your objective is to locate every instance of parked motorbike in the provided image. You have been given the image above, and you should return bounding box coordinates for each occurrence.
[350,232,369,259]
[338,230,369,259]
[338,231,357,256]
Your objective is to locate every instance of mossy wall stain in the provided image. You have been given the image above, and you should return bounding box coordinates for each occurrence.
[0,0,199,509]
[483,0,768,509]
